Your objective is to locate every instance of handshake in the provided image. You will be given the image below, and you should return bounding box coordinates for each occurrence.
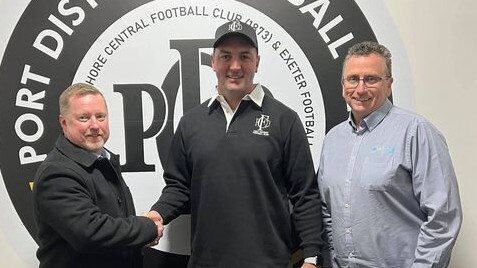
[145,210,164,247]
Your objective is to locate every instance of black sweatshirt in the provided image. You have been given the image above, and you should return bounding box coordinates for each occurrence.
[153,93,324,268]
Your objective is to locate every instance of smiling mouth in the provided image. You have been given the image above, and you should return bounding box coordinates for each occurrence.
[353,97,371,102]
[227,74,243,80]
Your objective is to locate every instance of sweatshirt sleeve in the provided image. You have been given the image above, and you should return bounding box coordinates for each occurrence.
[284,113,326,261]
[151,118,191,224]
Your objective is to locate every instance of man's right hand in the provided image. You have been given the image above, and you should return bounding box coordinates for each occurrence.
[145,210,164,246]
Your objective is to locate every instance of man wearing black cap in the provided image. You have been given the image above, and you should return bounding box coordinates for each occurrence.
[148,20,324,268]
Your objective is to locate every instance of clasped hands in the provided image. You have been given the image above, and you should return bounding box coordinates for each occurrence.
[145,210,164,247]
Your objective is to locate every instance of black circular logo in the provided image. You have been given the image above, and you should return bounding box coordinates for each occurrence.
[0,0,376,250]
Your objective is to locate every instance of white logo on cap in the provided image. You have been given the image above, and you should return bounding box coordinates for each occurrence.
[228,20,243,32]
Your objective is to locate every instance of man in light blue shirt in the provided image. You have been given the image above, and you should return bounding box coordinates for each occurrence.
[317,41,462,268]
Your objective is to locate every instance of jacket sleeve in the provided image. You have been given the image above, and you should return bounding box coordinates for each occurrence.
[410,122,463,267]
[34,165,158,253]
[151,118,191,224]
[284,113,326,261]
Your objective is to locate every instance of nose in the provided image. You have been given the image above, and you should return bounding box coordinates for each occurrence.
[229,58,241,70]
[355,80,367,94]
[89,117,100,129]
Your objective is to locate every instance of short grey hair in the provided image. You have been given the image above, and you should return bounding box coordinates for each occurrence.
[343,41,392,77]
[59,83,105,115]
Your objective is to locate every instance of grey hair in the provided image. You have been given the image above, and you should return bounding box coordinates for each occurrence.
[59,83,105,115]
[343,41,392,77]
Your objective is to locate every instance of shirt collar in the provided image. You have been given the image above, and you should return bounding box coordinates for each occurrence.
[207,83,265,108]
[57,135,109,167]
[348,99,393,132]
[96,148,111,160]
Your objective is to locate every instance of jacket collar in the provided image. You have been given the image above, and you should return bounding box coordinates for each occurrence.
[55,135,116,168]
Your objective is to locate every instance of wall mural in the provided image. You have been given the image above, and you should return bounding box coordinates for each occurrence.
[0,0,413,266]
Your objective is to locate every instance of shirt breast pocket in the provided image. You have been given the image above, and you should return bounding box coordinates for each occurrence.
[360,156,395,191]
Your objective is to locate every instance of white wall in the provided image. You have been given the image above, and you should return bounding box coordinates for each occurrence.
[384,1,477,267]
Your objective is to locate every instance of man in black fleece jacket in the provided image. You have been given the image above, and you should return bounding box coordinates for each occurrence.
[33,83,164,268]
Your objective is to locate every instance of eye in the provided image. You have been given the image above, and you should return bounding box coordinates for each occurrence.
[219,54,231,60]
[96,114,107,121]
[78,115,89,122]
[364,76,380,85]
[241,53,252,60]
[346,76,359,84]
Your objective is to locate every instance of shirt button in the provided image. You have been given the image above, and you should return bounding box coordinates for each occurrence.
[346,228,351,234]
[345,203,350,208]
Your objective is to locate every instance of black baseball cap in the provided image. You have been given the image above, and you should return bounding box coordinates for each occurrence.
[213,20,258,51]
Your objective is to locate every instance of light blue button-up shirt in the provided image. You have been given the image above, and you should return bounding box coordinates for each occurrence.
[318,99,462,268]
